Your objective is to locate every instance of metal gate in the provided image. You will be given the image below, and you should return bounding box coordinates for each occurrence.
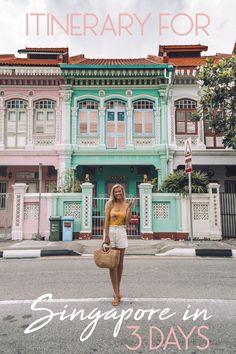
[0,193,13,239]
[220,193,236,238]
[92,197,140,237]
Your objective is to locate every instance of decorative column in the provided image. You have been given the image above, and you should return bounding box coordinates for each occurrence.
[55,108,62,145]
[208,183,222,240]
[0,96,5,149]
[80,182,94,239]
[160,155,168,185]
[58,154,72,188]
[98,101,106,148]
[71,107,77,146]
[197,119,205,148]
[59,88,73,146]
[154,104,160,145]
[160,93,168,144]
[11,183,28,240]
[26,104,33,149]
[126,98,134,149]
[139,182,153,239]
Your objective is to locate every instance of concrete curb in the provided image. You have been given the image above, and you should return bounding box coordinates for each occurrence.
[0,248,235,259]
[1,249,81,259]
[155,248,235,257]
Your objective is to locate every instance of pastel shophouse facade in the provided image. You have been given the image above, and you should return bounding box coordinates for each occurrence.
[0,44,235,240]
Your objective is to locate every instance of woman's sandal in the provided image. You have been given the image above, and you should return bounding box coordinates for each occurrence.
[112,295,120,306]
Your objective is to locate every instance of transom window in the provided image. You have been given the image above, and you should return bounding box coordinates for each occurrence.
[5,99,28,148]
[35,100,55,110]
[133,100,153,110]
[133,99,154,135]
[6,100,27,109]
[105,100,126,109]
[175,99,196,109]
[175,99,197,135]
[34,99,56,135]
[78,100,99,135]
[78,101,98,110]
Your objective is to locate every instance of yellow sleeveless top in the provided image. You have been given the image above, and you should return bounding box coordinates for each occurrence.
[109,207,126,225]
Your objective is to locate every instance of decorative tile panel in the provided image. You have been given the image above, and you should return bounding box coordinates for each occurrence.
[64,202,81,219]
[33,136,55,145]
[144,195,151,227]
[15,195,21,226]
[193,203,209,220]
[153,203,169,219]
[78,138,99,145]
[133,138,154,146]
[84,196,91,227]
[24,203,39,220]
[176,136,197,146]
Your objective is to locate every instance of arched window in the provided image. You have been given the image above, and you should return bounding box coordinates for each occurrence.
[133,100,154,135]
[34,99,56,135]
[77,100,99,135]
[5,99,28,148]
[175,99,197,135]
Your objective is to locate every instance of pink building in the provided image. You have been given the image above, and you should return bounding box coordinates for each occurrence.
[0,47,69,229]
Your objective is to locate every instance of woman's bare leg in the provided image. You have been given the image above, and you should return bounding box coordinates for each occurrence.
[109,267,119,296]
[117,248,125,295]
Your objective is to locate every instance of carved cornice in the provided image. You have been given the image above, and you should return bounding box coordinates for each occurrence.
[0,67,61,76]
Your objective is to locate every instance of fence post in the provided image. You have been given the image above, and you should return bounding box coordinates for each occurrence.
[139,182,153,239]
[11,183,28,240]
[80,182,94,239]
[208,183,222,240]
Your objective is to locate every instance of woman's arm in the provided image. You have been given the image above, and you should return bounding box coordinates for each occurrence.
[125,200,134,224]
[104,201,111,243]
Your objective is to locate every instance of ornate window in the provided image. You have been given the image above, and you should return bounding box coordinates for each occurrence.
[34,100,56,135]
[204,113,224,148]
[105,100,126,148]
[78,100,99,135]
[5,99,28,148]
[133,100,154,135]
[175,99,197,135]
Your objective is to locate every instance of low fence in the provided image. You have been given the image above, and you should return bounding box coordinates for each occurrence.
[10,182,222,241]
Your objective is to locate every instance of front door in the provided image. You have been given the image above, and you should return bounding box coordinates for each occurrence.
[106,107,126,148]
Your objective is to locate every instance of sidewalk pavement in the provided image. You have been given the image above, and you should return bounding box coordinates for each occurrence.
[0,237,236,258]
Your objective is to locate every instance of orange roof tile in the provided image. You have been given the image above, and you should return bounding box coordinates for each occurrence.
[159,44,208,55]
[0,58,60,66]
[18,47,68,53]
[68,57,159,65]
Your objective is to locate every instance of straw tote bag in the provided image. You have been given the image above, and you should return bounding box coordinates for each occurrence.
[94,246,120,270]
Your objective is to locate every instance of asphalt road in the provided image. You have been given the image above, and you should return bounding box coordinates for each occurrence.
[0,257,236,354]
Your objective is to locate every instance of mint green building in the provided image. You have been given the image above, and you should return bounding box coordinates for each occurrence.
[60,58,173,198]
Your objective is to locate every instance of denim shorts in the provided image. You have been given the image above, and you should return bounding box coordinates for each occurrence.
[104,225,128,249]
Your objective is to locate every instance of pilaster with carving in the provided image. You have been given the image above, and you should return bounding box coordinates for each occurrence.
[160,94,168,144]
[208,183,222,240]
[11,183,28,240]
[197,119,205,148]
[0,97,4,148]
[60,89,73,146]
[26,106,33,148]
[80,182,94,239]
[98,101,106,147]
[55,109,61,144]
[71,107,77,145]
[139,183,153,239]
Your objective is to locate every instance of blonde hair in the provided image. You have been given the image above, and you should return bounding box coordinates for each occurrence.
[108,184,126,204]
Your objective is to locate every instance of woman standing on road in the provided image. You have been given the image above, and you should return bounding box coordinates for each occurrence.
[103,184,134,306]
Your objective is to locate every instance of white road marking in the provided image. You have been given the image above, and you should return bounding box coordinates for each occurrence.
[0,297,236,305]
